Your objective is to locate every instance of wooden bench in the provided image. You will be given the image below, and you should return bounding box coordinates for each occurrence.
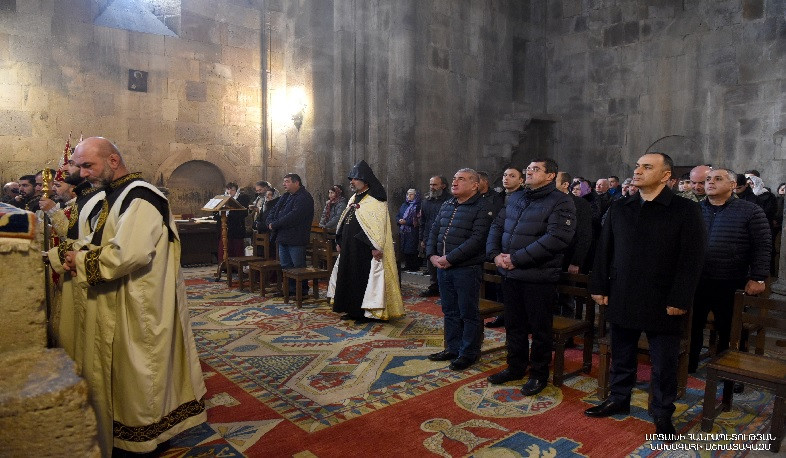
[701,291,786,453]
[282,267,332,309]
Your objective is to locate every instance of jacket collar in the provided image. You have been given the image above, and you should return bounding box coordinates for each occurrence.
[448,191,481,206]
[524,181,556,198]
[624,185,674,206]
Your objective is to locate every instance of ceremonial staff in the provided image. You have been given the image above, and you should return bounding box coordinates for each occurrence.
[41,166,54,346]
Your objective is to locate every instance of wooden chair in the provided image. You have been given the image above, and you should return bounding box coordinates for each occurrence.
[701,291,786,453]
[226,232,270,288]
[552,272,595,387]
[311,235,336,271]
[282,267,332,308]
[479,262,505,355]
[249,260,283,295]
[254,232,272,259]
[596,304,693,400]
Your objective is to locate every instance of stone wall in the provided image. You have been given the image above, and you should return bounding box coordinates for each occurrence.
[0,0,262,215]
[545,0,786,186]
[266,0,538,206]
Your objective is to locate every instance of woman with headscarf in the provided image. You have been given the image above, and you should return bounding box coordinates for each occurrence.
[397,188,421,272]
[319,184,347,233]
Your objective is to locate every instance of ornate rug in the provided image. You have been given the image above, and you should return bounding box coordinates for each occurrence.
[162,266,778,457]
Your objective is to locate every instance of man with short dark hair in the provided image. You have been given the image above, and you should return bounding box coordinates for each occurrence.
[689,169,771,373]
[419,175,449,297]
[15,175,37,210]
[215,181,251,264]
[477,171,504,217]
[501,167,525,203]
[585,152,706,436]
[427,168,492,370]
[556,172,592,275]
[608,176,621,196]
[267,173,315,295]
[486,158,576,396]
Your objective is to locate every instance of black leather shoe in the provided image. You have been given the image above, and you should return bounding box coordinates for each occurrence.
[419,288,440,297]
[584,398,631,417]
[485,315,505,328]
[521,378,548,396]
[428,350,458,362]
[449,355,478,371]
[487,368,525,385]
[654,416,676,436]
[339,314,355,320]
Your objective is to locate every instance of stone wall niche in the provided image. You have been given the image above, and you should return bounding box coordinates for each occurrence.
[165,160,226,216]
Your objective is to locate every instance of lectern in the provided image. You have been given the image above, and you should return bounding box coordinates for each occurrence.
[201,195,247,281]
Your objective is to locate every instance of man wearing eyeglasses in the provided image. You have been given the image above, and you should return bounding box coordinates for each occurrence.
[486,158,576,396]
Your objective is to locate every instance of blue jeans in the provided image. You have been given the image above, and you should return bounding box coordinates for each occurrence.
[278,244,308,293]
[437,265,482,359]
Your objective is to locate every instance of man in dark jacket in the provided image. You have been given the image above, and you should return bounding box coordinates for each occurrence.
[267,173,314,294]
[585,153,706,436]
[689,169,770,373]
[486,158,576,396]
[557,171,592,274]
[419,175,448,297]
[426,169,493,370]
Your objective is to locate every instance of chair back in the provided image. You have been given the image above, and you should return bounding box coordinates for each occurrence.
[479,262,502,297]
[730,291,786,354]
[254,232,271,259]
[311,234,335,270]
[556,272,595,331]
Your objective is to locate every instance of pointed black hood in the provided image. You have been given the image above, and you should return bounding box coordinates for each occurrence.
[348,160,387,202]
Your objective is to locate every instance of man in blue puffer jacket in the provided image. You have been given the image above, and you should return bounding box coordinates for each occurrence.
[426,168,493,371]
[485,158,576,396]
[688,168,771,373]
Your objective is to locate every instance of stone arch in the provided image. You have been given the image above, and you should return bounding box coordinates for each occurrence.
[163,160,226,216]
[645,135,702,165]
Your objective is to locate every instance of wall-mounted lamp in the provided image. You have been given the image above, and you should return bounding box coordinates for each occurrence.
[270,86,308,131]
[292,109,304,130]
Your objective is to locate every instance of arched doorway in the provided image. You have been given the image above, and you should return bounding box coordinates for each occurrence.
[167,160,225,216]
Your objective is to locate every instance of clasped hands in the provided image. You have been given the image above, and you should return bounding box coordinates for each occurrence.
[494,253,515,270]
[429,255,451,269]
[63,250,78,272]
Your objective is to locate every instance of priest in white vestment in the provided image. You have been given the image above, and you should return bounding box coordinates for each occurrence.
[64,137,206,456]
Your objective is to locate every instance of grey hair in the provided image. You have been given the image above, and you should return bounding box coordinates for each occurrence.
[456,168,479,182]
[714,168,737,183]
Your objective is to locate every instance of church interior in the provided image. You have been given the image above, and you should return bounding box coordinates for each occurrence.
[2,0,786,456]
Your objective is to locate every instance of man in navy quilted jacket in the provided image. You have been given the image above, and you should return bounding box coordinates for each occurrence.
[426,168,493,371]
[688,168,771,373]
[485,158,576,396]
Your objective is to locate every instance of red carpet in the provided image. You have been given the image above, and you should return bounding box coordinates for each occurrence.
[161,267,776,457]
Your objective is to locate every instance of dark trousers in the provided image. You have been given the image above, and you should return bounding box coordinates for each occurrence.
[609,323,681,419]
[689,277,744,372]
[427,261,438,291]
[437,265,483,359]
[502,278,555,380]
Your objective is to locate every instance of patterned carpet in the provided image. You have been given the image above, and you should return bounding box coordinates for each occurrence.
[160,266,778,457]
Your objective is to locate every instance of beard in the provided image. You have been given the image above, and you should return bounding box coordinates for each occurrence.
[427,188,443,199]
